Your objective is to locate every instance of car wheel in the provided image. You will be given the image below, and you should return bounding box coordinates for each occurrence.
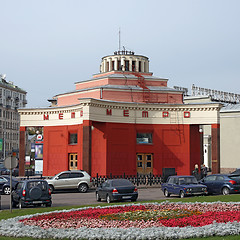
[3,186,11,195]
[179,191,185,198]
[222,187,230,195]
[45,203,52,207]
[19,200,24,209]
[164,189,170,197]
[49,185,54,194]
[78,183,88,193]
[106,194,111,203]
[96,193,101,202]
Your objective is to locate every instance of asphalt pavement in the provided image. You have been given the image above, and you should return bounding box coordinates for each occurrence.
[0,187,167,210]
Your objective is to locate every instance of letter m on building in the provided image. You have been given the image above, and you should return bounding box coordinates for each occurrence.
[43,114,49,120]
[106,109,112,116]
[142,111,148,118]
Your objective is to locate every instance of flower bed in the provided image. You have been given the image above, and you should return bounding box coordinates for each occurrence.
[0,202,240,239]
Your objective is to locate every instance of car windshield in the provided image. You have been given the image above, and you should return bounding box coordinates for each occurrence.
[179,177,198,184]
[111,179,133,187]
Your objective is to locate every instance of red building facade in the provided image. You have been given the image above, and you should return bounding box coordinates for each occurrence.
[19,50,221,177]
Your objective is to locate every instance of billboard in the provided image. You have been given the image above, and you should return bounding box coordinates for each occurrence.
[35,144,43,160]
[35,159,43,175]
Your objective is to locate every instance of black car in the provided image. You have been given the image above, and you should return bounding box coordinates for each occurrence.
[0,175,19,195]
[199,174,240,195]
[96,179,138,203]
[12,179,52,208]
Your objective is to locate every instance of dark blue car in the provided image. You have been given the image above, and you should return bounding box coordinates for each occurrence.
[199,174,240,195]
[161,175,208,198]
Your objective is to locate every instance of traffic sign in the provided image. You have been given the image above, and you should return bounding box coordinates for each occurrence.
[4,156,18,170]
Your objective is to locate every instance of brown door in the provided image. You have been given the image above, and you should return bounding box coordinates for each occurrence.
[136,153,153,175]
[69,153,78,170]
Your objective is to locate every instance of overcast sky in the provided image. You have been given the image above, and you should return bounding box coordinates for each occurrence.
[1,0,240,108]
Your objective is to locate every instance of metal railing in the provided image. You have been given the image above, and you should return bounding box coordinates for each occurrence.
[92,173,162,187]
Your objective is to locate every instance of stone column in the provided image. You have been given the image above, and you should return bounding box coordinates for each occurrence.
[19,126,26,176]
[146,60,150,72]
[211,124,220,173]
[108,58,112,71]
[114,57,118,71]
[104,59,107,72]
[82,120,92,175]
[121,57,125,71]
[129,57,133,71]
[142,59,145,72]
[199,127,204,165]
[135,58,139,72]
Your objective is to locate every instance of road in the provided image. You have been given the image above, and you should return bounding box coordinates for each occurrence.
[0,187,166,210]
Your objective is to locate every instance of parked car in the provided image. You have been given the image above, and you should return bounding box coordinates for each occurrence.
[12,179,52,208]
[161,175,208,198]
[230,168,240,175]
[96,178,138,203]
[199,174,240,195]
[0,175,19,195]
[46,170,92,193]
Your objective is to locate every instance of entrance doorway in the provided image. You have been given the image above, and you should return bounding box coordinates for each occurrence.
[69,153,78,170]
[136,153,153,175]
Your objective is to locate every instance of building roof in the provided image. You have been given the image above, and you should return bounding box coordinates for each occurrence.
[0,78,27,93]
[75,73,168,84]
[54,84,182,98]
[220,104,240,113]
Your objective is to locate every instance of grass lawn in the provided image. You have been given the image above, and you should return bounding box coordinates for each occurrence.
[0,194,239,240]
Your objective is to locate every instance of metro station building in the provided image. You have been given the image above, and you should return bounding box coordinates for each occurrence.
[18,50,221,177]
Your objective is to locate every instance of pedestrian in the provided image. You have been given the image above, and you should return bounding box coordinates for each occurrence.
[202,164,208,178]
[193,164,199,179]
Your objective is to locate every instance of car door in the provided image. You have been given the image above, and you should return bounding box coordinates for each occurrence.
[172,177,180,195]
[165,177,175,194]
[202,175,217,193]
[98,181,111,199]
[69,172,84,189]
[214,175,225,194]
[54,172,70,189]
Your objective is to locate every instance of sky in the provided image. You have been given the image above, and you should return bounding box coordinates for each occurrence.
[1,0,240,108]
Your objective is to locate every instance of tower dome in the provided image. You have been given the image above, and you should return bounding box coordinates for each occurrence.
[100,50,149,73]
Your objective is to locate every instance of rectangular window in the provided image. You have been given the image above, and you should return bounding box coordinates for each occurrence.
[69,133,78,144]
[136,133,152,144]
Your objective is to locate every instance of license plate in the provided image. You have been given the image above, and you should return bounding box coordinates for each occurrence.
[33,201,42,204]
[122,196,131,199]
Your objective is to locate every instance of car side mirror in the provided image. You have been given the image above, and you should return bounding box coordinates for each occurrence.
[55,176,59,180]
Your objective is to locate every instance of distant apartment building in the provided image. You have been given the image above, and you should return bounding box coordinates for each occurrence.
[0,74,27,159]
